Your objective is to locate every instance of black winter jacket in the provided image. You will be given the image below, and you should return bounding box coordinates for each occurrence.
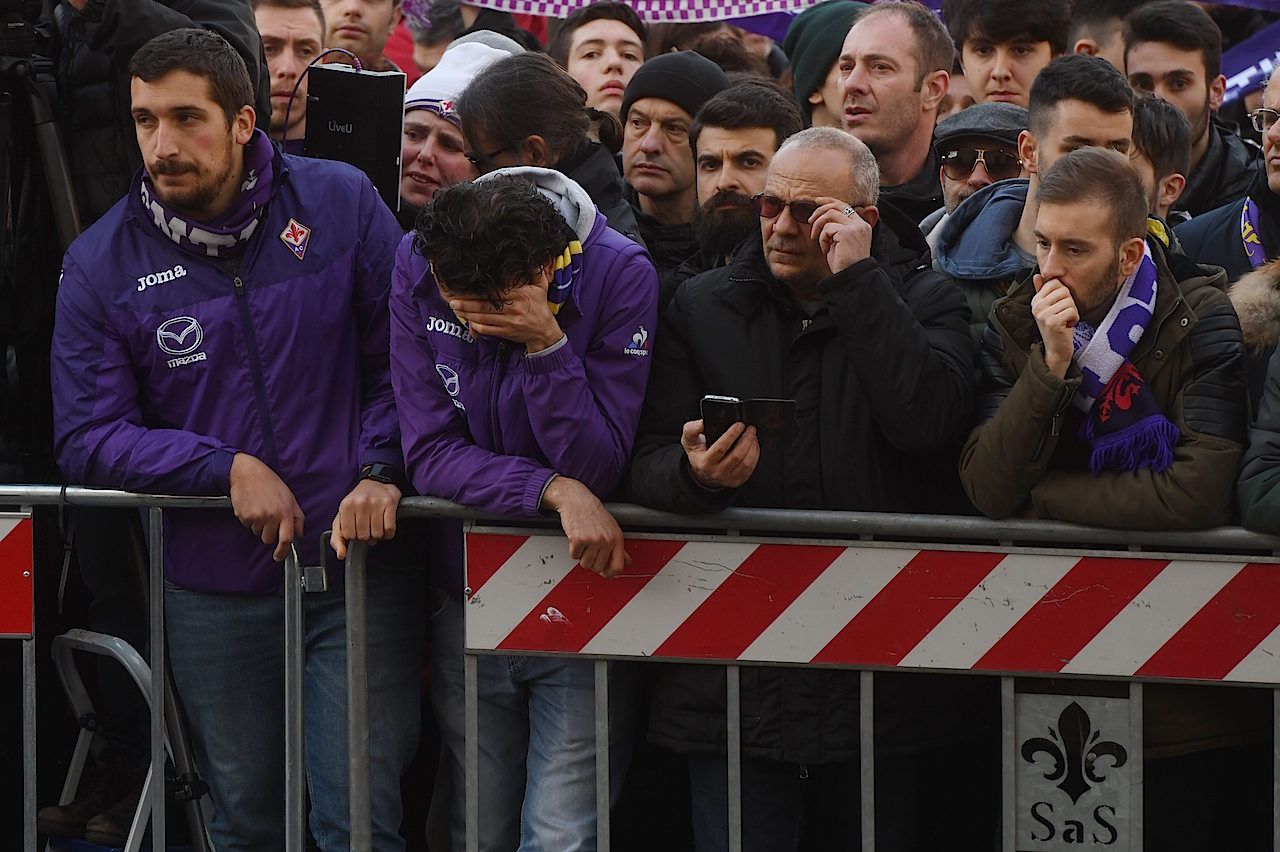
[559,142,643,249]
[1175,117,1261,220]
[882,147,943,226]
[56,0,271,224]
[626,205,977,763]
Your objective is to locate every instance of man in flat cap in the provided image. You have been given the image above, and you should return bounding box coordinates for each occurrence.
[921,101,1029,251]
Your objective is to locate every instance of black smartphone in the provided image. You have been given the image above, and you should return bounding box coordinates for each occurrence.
[700,395,743,446]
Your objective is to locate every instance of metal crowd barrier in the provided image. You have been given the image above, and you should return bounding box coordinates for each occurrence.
[6,485,1280,851]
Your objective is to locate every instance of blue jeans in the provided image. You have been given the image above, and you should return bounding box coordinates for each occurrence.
[166,566,424,852]
[431,594,639,852]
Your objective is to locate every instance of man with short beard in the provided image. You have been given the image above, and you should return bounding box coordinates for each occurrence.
[665,81,803,304]
[1125,1,1260,220]
[838,0,953,224]
[51,29,422,849]
[321,0,403,71]
[961,146,1244,530]
[964,145,1263,852]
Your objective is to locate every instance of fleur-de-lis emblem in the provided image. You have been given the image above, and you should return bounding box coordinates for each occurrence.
[1020,701,1128,804]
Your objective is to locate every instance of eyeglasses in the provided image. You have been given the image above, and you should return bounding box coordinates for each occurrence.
[1249,108,1280,134]
[752,193,821,223]
[940,147,1022,182]
[464,146,511,169]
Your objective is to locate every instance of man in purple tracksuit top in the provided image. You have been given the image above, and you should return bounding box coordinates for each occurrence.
[389,168,658,851]
[51,29,421,850]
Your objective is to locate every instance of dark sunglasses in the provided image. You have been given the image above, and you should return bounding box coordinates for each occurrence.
[752,193,821,223]
[940,147,1022,182]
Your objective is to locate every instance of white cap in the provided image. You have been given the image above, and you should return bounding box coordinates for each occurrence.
[403,41,507,123]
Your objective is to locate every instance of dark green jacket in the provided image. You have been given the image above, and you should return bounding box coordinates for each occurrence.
[961,241,1245,529]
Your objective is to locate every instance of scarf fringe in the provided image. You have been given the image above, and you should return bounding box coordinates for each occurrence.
[1087,415,1180,476]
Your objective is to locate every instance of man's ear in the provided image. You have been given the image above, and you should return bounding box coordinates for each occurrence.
[858,204,880,230]
[1073,38,1098,57]
[1209,73,1227,112]
[389,1,404,35]
[921,69,949,113]
[1118,235,1146,277]
[807,88,825,106]
[1159,172,1187,212]
[1018,129,1038,174]
[235,105,255,145]
[522,135,551,168]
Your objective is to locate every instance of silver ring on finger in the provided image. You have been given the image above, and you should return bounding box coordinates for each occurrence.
[842,205,857,218]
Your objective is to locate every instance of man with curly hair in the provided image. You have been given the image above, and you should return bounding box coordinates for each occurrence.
[389,169,658,851]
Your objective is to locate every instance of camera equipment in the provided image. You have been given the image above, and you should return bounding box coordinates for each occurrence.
[303,63,405,211]
[0,0,82,479]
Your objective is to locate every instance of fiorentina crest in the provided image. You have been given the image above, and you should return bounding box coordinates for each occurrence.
[280,218,311,260]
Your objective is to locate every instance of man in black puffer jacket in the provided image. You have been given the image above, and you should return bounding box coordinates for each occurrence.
[628,127,989,852]
[55,0,270,224]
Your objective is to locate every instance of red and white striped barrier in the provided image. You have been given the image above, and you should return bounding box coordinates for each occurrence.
[0,513,33,640]
[464,530,1280,684]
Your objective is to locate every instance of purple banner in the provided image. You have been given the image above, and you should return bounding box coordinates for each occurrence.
[1223,18,1280,103]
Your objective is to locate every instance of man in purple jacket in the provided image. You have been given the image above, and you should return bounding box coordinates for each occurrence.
[390,168,658,850]
[51,29,421,850]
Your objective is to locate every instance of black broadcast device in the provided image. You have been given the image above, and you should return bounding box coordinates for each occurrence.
[303,63,405,211]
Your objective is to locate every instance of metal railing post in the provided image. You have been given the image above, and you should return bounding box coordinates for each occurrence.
[465,651,479,852]
[284,547,306,851]
[726,664,742,852]
[1001,677,1015,852]
[1274,689,1280,852]
[346,541,372,852]
[860,671,874,852]
[594,659,611,852]
[23,631,36,852]
[147,507,166,850]
[1129,682,1143,850]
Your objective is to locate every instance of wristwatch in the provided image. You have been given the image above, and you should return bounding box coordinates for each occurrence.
[360,463,406,492]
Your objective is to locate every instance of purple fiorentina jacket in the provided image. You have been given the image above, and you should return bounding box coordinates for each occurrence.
[389,168,658,586]
[52,151,406,593]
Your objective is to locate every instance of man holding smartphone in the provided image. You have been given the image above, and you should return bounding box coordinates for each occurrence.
[627,127,980,851]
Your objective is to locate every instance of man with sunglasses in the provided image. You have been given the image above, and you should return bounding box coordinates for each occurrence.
[627,126,977,851]
[1179,73,1280,404]
[920,101,1028,250]
[934,55,1133,350]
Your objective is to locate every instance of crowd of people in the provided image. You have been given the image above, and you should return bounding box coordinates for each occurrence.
[19,0,1280,849]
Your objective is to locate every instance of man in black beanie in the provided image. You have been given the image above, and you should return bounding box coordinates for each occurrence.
[621,50,729,281]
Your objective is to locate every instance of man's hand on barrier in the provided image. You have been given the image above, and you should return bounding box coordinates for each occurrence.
[541,476,632,579]
[683,419,759,489]
[229,453,305,562]
[330,479,402,559]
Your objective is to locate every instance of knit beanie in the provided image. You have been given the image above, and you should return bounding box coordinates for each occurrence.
[404,41,508,123]
[620,51,730,121]
[783,1,869,124]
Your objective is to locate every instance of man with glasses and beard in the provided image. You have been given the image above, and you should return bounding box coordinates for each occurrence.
[920,101,1028,251]
[628,127,981,851]
[663,81,803,304]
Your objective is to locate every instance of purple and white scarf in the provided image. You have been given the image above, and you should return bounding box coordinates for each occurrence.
[137,129,276,258]
[1071,243,1180,474]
